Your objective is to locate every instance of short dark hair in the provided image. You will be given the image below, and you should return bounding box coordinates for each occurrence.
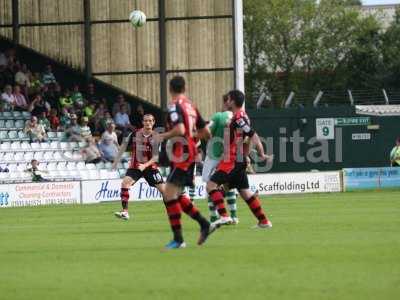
[228,90,245,108]
[169,76,186,94]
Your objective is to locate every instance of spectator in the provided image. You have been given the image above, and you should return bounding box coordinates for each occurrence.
[48,108,60,130]
[131,103,145,129]
[98,122,119,162]
[28,93,50,117]
[91,103,108,134]
[41,64,57,85]
[80,116,92,141]
[42,83,62,111]
[59,108,71,130]
[99,111,114,132]
[29,72,43,95]
[81,137,103,164]
[13,85,28,110]
[38,111,51,131]
[59,89,74,110]
[25,159,49,182]
[83,102,96,119]
[390,138,400,167]
[15,64,30,95]
[1,84,16,111]
[112,94,131,117]
[114,105,134,139]
[85,82,99,104]
[65,113,83,142]
[24,116,47,142]
[71,84,85,109]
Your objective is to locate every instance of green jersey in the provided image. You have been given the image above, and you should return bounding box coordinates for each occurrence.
[390,146,400,165]
[208,111,232,159]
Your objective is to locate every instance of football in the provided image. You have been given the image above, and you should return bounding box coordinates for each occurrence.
[129,10,146,28]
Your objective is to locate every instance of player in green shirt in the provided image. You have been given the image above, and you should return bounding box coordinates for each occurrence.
[202,94,238,224]
[390,138,400,167]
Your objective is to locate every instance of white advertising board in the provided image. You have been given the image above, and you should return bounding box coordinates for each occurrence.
[0,181,81,208]
[81,171,341,204]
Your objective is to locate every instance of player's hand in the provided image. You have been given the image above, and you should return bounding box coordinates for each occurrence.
[137,163,146,172]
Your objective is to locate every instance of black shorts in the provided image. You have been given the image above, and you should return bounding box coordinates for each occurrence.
[167,163,195,188]
[125,168,164,187]
[210,162,249,190]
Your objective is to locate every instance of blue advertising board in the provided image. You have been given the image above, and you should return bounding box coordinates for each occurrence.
[343,167,400,191]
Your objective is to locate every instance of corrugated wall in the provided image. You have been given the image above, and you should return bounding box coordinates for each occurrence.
[0,0,235,118]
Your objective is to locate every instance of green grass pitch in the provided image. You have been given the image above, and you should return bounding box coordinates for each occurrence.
[0,191,399,300]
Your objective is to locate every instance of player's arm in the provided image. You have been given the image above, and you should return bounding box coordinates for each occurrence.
[194,108,210,140]
[158,104,185,141]
[236,117,273,162]
[111,132,133,170]
[137,156,158,171]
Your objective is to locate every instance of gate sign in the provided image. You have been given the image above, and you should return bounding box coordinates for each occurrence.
[316,118,335,140]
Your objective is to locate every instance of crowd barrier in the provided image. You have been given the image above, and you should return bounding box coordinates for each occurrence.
[0,171,342,208]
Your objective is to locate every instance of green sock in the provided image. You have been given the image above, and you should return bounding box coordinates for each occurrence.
[208,197,219,222]
[226,190,237,218]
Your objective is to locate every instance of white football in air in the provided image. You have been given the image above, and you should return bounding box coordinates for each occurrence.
[129,10,146,28]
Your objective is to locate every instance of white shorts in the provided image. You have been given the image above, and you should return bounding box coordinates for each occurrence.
[201,156,220,183]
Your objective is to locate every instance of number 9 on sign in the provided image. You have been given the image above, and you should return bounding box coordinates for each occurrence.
[316,118,334,140]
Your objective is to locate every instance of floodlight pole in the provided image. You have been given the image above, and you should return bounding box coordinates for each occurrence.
[159,0,168,122]
[233,0,245,92]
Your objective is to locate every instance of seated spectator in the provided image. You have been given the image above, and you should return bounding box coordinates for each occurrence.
[1,84,16,111]
[80,116,92,141]
[15,64,30,96]
[59,108,72,130]
[99,111,114,132]
[29,72,43,95]
[98,122,119,162]
[390,137,400,167]
[25,159,48,182]
[65,113,83,142]
[41,64,57,86]
[85,82,99,104]
[13,84,28,111]
[112,94,131,117]
[38,111,51,131]
[81,137,104,164]
[83,102,96,119]
[24,116,47,142]
[49,108,60,131]
[114,105,134,139]
[59,89,74,110]
[131,103,145,129]
[28,93,50,117]
[71,84,85,109]
[40,83,61,111]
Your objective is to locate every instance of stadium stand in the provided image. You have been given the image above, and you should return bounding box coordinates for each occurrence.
[0,46,134,184]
